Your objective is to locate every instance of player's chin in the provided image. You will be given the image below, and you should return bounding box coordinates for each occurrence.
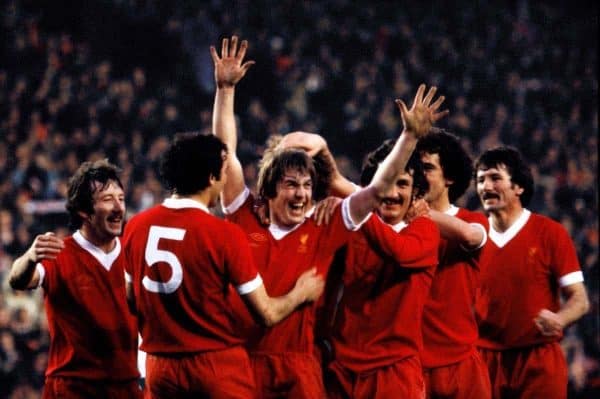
[106,222,123,236]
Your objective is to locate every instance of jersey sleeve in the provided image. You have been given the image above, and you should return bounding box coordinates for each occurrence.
[547,221,584,287]
[121,218,135,279]
[39,258,55,292]
[224,222,262,294]
[361,215,439,268]
[458,210,489,252]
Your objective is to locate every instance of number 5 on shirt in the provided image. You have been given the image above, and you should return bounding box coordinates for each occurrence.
[143,226,186,294]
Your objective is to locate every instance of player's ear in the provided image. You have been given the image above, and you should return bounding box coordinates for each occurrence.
[77,210,90,222]
[513,183,524,196]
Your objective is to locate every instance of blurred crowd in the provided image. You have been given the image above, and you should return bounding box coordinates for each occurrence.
[0,0,597,397]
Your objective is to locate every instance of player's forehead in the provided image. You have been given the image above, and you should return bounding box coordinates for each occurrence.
[397,171,414,185]
[280,168,312,184]
[476,164,510,178]
[91,179,124,197]
[420,151,441,165]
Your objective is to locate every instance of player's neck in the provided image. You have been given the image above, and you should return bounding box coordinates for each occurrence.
[79,227,117,253]
[429,195,451,212]
[490,204,524,233]
[172,192,212,208]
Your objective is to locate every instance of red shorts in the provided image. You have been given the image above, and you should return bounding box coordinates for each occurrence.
[424,350,491,399]
[327,355,425,399]
[251,352,326,399]
[479,342,567,399]
[145,346,256,399]
[43,377,142,399]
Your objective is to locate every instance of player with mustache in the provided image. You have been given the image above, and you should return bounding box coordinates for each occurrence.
[474,146,589,399]
[9,160,141,399]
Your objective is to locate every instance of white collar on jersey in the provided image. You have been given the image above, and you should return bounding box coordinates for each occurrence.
[488,208,531,248]
[73,230,121,271]
[376,213,407,233]
[444,204,459,216]
[269,220,305,240]
[163,197,209,213]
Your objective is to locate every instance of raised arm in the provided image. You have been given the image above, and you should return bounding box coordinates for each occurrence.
[348,84,448,224]
[211,36,255,206]
[9,232,64,290]
[242,268,325,326]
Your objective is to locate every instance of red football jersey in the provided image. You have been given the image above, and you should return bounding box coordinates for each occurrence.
[421,206,489,368]
[122,198,261,354]
[39,232,139,381]
[225,189,361,354]
[476,210,584,349]
[331,215,439,372]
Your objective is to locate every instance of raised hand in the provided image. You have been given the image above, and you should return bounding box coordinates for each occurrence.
[210,35,255,88]
[27,232,64,262]
[395,84,448,139]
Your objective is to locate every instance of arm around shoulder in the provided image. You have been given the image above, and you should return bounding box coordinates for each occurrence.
[9,232,63,290]
[242,268,324,327]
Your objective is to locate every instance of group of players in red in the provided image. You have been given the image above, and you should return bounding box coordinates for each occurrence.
[9,36,589,399]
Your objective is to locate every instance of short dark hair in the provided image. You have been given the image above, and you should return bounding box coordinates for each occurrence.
[360,139,429,198]
[474,146,534,206]
[160,132,227,195]
[417,128,473,202]
[66,159,123,229]
[257,148,317,200]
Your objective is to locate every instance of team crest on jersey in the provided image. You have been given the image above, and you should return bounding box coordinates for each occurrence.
[249,232,268,244]
[298,234,309,253]
[528,247,538,257]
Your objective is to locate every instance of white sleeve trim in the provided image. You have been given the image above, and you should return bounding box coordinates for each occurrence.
[341,194,372,231]
[35,263,45,289]
[237,273,263,295]
[222,187,250,215]
[559,271,584,287]
[124,271,132,283]
[460,223,488,252]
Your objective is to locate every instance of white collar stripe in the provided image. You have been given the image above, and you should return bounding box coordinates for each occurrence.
[73,230,121,271]
[163,197,209,213]
[488,209,531,248]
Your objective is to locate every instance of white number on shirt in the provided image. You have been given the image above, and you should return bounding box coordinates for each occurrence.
[143,226,186,294]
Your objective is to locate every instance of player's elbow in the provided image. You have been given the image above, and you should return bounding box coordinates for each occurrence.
[260,307,281,327]
[8,273,28,291]
[580,293,590,315]
[460,225,486,250]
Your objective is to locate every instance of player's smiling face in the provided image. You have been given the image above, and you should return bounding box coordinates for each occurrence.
[377,171,414,225]
[269,170,313,227]
[85,180,126,242]
[476,164,523,212]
